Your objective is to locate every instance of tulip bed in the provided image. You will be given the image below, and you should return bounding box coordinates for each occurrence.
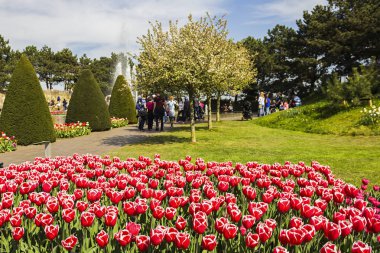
[54,122,91,138]
[0,155,379,253]
[0,131,17,153]
[111,117,129,128]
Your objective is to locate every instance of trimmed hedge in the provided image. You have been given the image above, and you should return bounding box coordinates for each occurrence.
[109,75,137,124]
[66,69,111,131]
[0,55,56,145]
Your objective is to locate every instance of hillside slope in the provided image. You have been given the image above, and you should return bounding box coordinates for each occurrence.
[254,100,380,136]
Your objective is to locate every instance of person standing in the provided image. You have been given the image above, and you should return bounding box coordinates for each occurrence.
[136,97,147,131]
[265,94,271,115]
[258,92,265,117]
[183,97,190,122]
[146,97,154,130]
[62,99,68,111]
[177,98,184,122]
[166,96,176,128]
[154,95,166,131]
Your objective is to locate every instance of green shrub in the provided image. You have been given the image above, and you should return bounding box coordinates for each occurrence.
[66,69,111,131]
[0,55,56,145]
[109,75,137,124]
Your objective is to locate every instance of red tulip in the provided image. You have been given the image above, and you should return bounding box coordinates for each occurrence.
[126,222,141,237]
[46,197,59,213]
[24,207,37,219]
[12,227,24,241]
[301,224,315,242]
[242,215,256,229]
[273,246,289,253]
[61,235,78,251]
[62,209,76,223]
[76,201,88,213]
[324,222,341,241]
[96,230,109,248]
[165,207,176,220]
[93,205,106,218]
[242,186,257,200]
[350,216,367,232]
[223,223,238,240]
[104,211,118,227]
[114,229,132,246]
[320,242,340,253]
[289,217,303,228]
[277,198,291,213]
[287,228,304,245]
[217,181,229,192]
[351,241,371,253]
[80,211,95,227]
[202,234,217,251]
[152,206,165,220]
[165,227,178,243]
[44,225,59,240]
[256,222,273,243]
[123,201,136,216]
[10,215,22,227]
[136,235,150,251]
[175,216,187,231]
[301,204,315,219]
[175,232,190,250]
[193,211,208,234]
[245,232,259,248]
[339,220,352,237]
[150,227,165,246]
[215,217,228,233]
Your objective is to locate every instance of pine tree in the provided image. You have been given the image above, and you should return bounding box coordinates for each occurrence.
[109,75,137,124]
[0,55,56,145]
[66,69,111,131]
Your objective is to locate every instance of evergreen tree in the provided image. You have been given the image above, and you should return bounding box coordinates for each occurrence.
[109,75,137,124]
[66,69,111,131]
[0,55,55,145]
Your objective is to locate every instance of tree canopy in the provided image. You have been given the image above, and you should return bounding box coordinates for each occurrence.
[136,14,255,142]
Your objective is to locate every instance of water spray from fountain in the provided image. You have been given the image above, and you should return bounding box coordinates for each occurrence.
[112,52,138,102]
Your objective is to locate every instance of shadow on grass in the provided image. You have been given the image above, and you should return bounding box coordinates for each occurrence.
[101,133,189,146]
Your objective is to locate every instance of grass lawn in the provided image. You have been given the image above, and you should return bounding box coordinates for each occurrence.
[109,120,380,186]
[255,100,380,136]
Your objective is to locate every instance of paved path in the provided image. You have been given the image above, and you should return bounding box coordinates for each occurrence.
[0,113,245,166]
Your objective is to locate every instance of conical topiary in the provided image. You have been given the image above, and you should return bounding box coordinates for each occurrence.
[66,69,111,131]
[109,75,137,124]
[0,55,56,145]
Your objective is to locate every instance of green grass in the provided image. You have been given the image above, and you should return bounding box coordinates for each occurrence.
[109,120,380,186]
[255,100,380,136]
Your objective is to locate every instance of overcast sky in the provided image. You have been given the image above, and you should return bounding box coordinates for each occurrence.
[0,0,326,58]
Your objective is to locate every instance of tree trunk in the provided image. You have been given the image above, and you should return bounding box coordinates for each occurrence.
[189,89,196,143]
[207,96,212,130]
[216,92,221,122]
[45,82,49,90]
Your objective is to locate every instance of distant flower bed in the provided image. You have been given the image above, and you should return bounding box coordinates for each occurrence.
[54,122,91,138]
[111,117,129,128]
[50,111,66,115]
[0,131,17,153]
[360,105,380,126]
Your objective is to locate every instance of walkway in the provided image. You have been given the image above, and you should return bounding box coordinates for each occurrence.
[0,112,245,166]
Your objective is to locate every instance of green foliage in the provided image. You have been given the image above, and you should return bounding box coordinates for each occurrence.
[109,75,137,124]
[0,55,56,145]
[0,35,14,90]
[326,65,378,106]
[254,100,380,136]
[66,69,111,131]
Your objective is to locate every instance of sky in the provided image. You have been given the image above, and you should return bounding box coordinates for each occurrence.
[0,0,326,59]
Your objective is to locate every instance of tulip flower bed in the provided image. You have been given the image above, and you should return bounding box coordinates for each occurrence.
[111,117,129,128]
[0,155,379,253]
[54,122,91,138]
[0,131,17,153]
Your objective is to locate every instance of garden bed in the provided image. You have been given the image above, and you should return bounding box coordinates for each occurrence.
[0,154,378,252]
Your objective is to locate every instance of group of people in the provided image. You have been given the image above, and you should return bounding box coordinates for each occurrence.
[48,96,68,111]
[135,95,207,132]
[256,92,302,117]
